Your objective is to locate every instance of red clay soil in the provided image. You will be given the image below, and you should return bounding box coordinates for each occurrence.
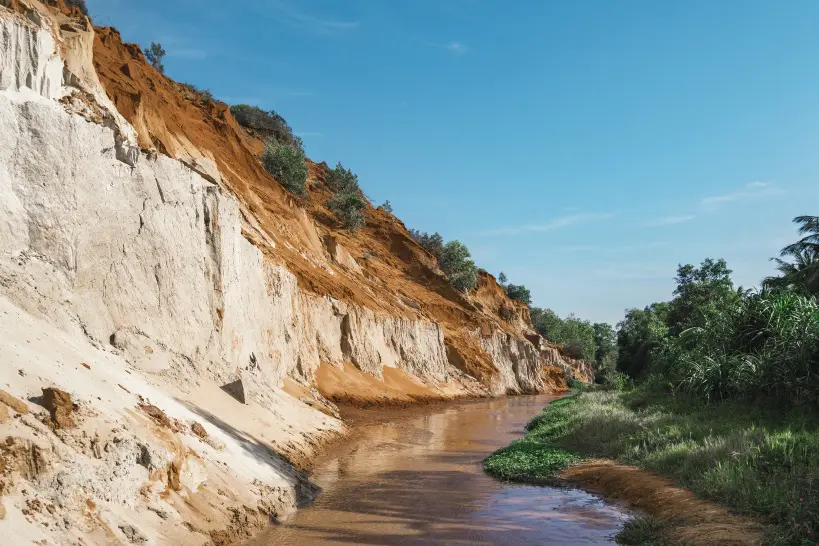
[83,12,580,397]
[562,460,766,545]
[316,363,450,409]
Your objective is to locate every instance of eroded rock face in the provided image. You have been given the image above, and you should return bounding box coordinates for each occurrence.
[0,2,588,543]
[42,387,74,429]
[0,7,63,100]
[1,2,586,407]
[0,88,464,404]
[0,389,28,415]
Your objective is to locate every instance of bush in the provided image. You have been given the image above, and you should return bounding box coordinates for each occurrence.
[409,230,445,258]
[503,390,819,544]
[505,283,532,305]
[179,83,214,103]
[616,302,670,378]
[262,140,308,196]
[380,200,393,213]
[230,105,303,153]
[145,42,166,74]
[660,289,819,404]
[563,340,587,360]
[328,191,366,230]
[325,162,359,192]
[592,322,618,383]
[567,378,587,392]
[606,371,632,391]
[439,241,478,292]
[326,163,366,230]
[531,308,597,361]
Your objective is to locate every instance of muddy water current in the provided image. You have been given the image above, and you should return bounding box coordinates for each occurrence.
[251,395,631,545]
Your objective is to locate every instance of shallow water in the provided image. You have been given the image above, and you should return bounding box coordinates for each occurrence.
[251,395,631,545]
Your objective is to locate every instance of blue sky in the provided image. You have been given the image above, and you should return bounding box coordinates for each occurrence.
[87,0,819,324]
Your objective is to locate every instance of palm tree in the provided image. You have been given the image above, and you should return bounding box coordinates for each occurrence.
[764,216,819,294]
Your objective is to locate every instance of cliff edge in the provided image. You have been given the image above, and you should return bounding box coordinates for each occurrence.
[0,1,590,543]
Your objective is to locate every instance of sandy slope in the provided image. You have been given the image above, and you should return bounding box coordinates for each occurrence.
[0,293,342,544]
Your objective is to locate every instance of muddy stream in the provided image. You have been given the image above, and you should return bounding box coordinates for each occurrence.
[249,395,631,545]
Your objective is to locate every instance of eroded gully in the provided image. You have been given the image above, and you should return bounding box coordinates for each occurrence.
[248,394,631,545]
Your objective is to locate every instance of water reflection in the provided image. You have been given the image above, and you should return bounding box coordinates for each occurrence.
[249,395,630,545]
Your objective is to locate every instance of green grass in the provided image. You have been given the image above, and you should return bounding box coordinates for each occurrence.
[485,389,819,544]
[484,396,580,483]
[615,517,672,546]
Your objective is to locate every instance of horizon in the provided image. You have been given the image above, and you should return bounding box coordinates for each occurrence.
[87,0,819,324]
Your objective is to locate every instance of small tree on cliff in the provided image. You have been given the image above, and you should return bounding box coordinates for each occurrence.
[230,105,304,153]
[505,284,532,305]
[326,163,366,230]
[439,241,478,292]
[409,230,445,259]
[145,42,167,73]
[262,140,308,196]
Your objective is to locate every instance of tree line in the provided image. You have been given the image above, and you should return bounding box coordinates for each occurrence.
[617,215,819,403]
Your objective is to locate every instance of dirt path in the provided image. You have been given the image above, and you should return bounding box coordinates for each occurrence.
[562,460,766,545]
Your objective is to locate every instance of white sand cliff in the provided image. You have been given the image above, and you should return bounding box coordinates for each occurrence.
[0,2,589,543]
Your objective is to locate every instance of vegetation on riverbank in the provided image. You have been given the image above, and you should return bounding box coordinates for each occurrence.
[486,215,819,545]
[486,390,819,544]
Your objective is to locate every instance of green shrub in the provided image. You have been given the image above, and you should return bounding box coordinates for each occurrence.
[328,191,366,230]
[567,378,587,392]
[660,289,819,404]
[607,371,632,391]
[505,283,532,305]
[616,302,670,378]
[380,200,393,213]
[262,140,308,196]
[231,105,303,152]
[531,308,598,361]
[325,162,359,192]
[526,390,819,544]
[326,163,366,230]
[409,230,445,258]
[179,83,214,103]
[439,241,478,292]
[145,42,166,73]
[616,517,670,545]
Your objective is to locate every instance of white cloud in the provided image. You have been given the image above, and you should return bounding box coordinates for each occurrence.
[645,214,696,227]
[700,181,783,206]
[445,41,468,55]
[270,1,359,34]
[426,40,469,55]
[482,212,611,236]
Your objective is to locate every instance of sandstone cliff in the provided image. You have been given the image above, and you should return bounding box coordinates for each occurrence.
[0,1,591,543]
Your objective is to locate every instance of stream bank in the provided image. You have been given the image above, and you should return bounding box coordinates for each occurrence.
[485,392,771,545]
[245,394,632,545]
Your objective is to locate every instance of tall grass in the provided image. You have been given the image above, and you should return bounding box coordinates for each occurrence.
[654,290,819,404]
[494,391,819,544]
